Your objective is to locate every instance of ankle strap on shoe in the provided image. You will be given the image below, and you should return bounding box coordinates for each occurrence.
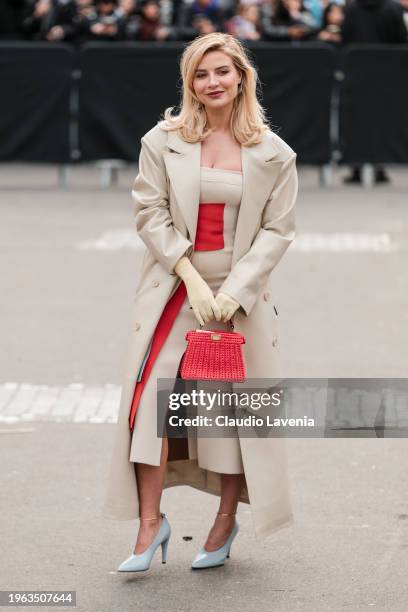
[217,511,236,517]
[139,512,164,520]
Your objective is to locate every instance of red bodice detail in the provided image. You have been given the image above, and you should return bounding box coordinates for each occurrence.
[194,203,225,251]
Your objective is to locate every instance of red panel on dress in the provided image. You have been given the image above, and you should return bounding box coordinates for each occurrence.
[194,203,225,251]
[129,281,187,430]
[129,201,225,431]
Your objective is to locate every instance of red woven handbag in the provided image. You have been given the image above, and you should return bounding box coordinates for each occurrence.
[180,318,246,381]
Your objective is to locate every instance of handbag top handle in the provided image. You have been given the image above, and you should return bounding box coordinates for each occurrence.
[199,317,235,331]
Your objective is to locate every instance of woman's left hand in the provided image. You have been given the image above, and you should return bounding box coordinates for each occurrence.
[215,292,240,322]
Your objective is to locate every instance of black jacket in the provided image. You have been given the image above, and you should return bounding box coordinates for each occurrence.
[342,0,407,44]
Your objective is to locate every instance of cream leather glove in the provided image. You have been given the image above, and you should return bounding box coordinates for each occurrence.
[174,256,222,326]
[215,292,241,322]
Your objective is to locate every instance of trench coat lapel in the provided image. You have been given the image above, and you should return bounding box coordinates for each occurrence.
[163,130,283,266]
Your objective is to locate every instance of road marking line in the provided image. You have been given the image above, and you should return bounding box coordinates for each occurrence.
[77,231,400,253]
[0,383,121,424]
[291,233,398,253]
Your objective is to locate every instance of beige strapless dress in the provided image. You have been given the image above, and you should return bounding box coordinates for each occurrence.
[129,166,244,474]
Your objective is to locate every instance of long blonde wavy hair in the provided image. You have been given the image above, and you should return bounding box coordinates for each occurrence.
[157,33,271,146]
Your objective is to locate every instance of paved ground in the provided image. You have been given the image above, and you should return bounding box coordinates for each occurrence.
[0,164,407,611]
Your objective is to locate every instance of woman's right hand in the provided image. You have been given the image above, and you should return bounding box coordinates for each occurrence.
[174,256,222,325]
[185,273,222,326]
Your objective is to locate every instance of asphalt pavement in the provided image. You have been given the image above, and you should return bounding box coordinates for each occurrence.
[1,163,407,611]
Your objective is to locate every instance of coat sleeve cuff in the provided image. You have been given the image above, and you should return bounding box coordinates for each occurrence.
[167,243,194,276]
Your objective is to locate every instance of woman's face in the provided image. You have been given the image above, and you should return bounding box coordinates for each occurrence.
[283,0,302,11]
[327,4,344,25]
[244,5,259,23]
[192,51,242,111]
[97,0,115,14]
[120,0,135,12]
[143,1,159,18]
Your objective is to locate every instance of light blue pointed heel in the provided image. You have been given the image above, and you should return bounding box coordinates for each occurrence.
[191,511,239,570]
[117,512,171,572]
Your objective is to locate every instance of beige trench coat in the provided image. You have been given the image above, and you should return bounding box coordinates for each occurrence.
[102,122,298,540]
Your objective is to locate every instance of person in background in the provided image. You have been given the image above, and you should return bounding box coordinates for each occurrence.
[135,0,176,40]
[261,0,319,41]
[341,0,407,184]
[342,0,406,44]
[117,0,140,38]
[224,1,262,40]
[118,0,138,15]
[70,0,97,43]
[76,0,95,17]
[175,0,225,41]
[21,0,78,41]
[303,0,324,28]
[401,0,408,37]
[81,0,126,40]
[21,0,50,39]
[316,1,344,43]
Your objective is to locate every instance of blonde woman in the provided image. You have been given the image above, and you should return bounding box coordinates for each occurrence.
[103,32,298,571]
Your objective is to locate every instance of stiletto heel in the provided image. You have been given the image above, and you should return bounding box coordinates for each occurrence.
[161,535,170,563]
[117,512,171,572]
[191,511,239,570]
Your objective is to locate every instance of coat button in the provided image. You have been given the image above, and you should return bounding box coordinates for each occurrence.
[263,291,271,301]
[152,281,160,287]
[272,336,278,347]
[134,322,141,331]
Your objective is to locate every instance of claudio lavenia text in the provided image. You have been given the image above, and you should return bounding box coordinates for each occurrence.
[167,414,315,428]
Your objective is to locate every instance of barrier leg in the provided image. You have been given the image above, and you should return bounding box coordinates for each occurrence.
[58,165,69,189]
[319,163,333,188]
[362,164,374,188]
[97,160,126,188]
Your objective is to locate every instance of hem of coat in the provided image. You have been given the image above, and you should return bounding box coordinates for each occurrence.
[163,479,250,505]
[253,513,295,541]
